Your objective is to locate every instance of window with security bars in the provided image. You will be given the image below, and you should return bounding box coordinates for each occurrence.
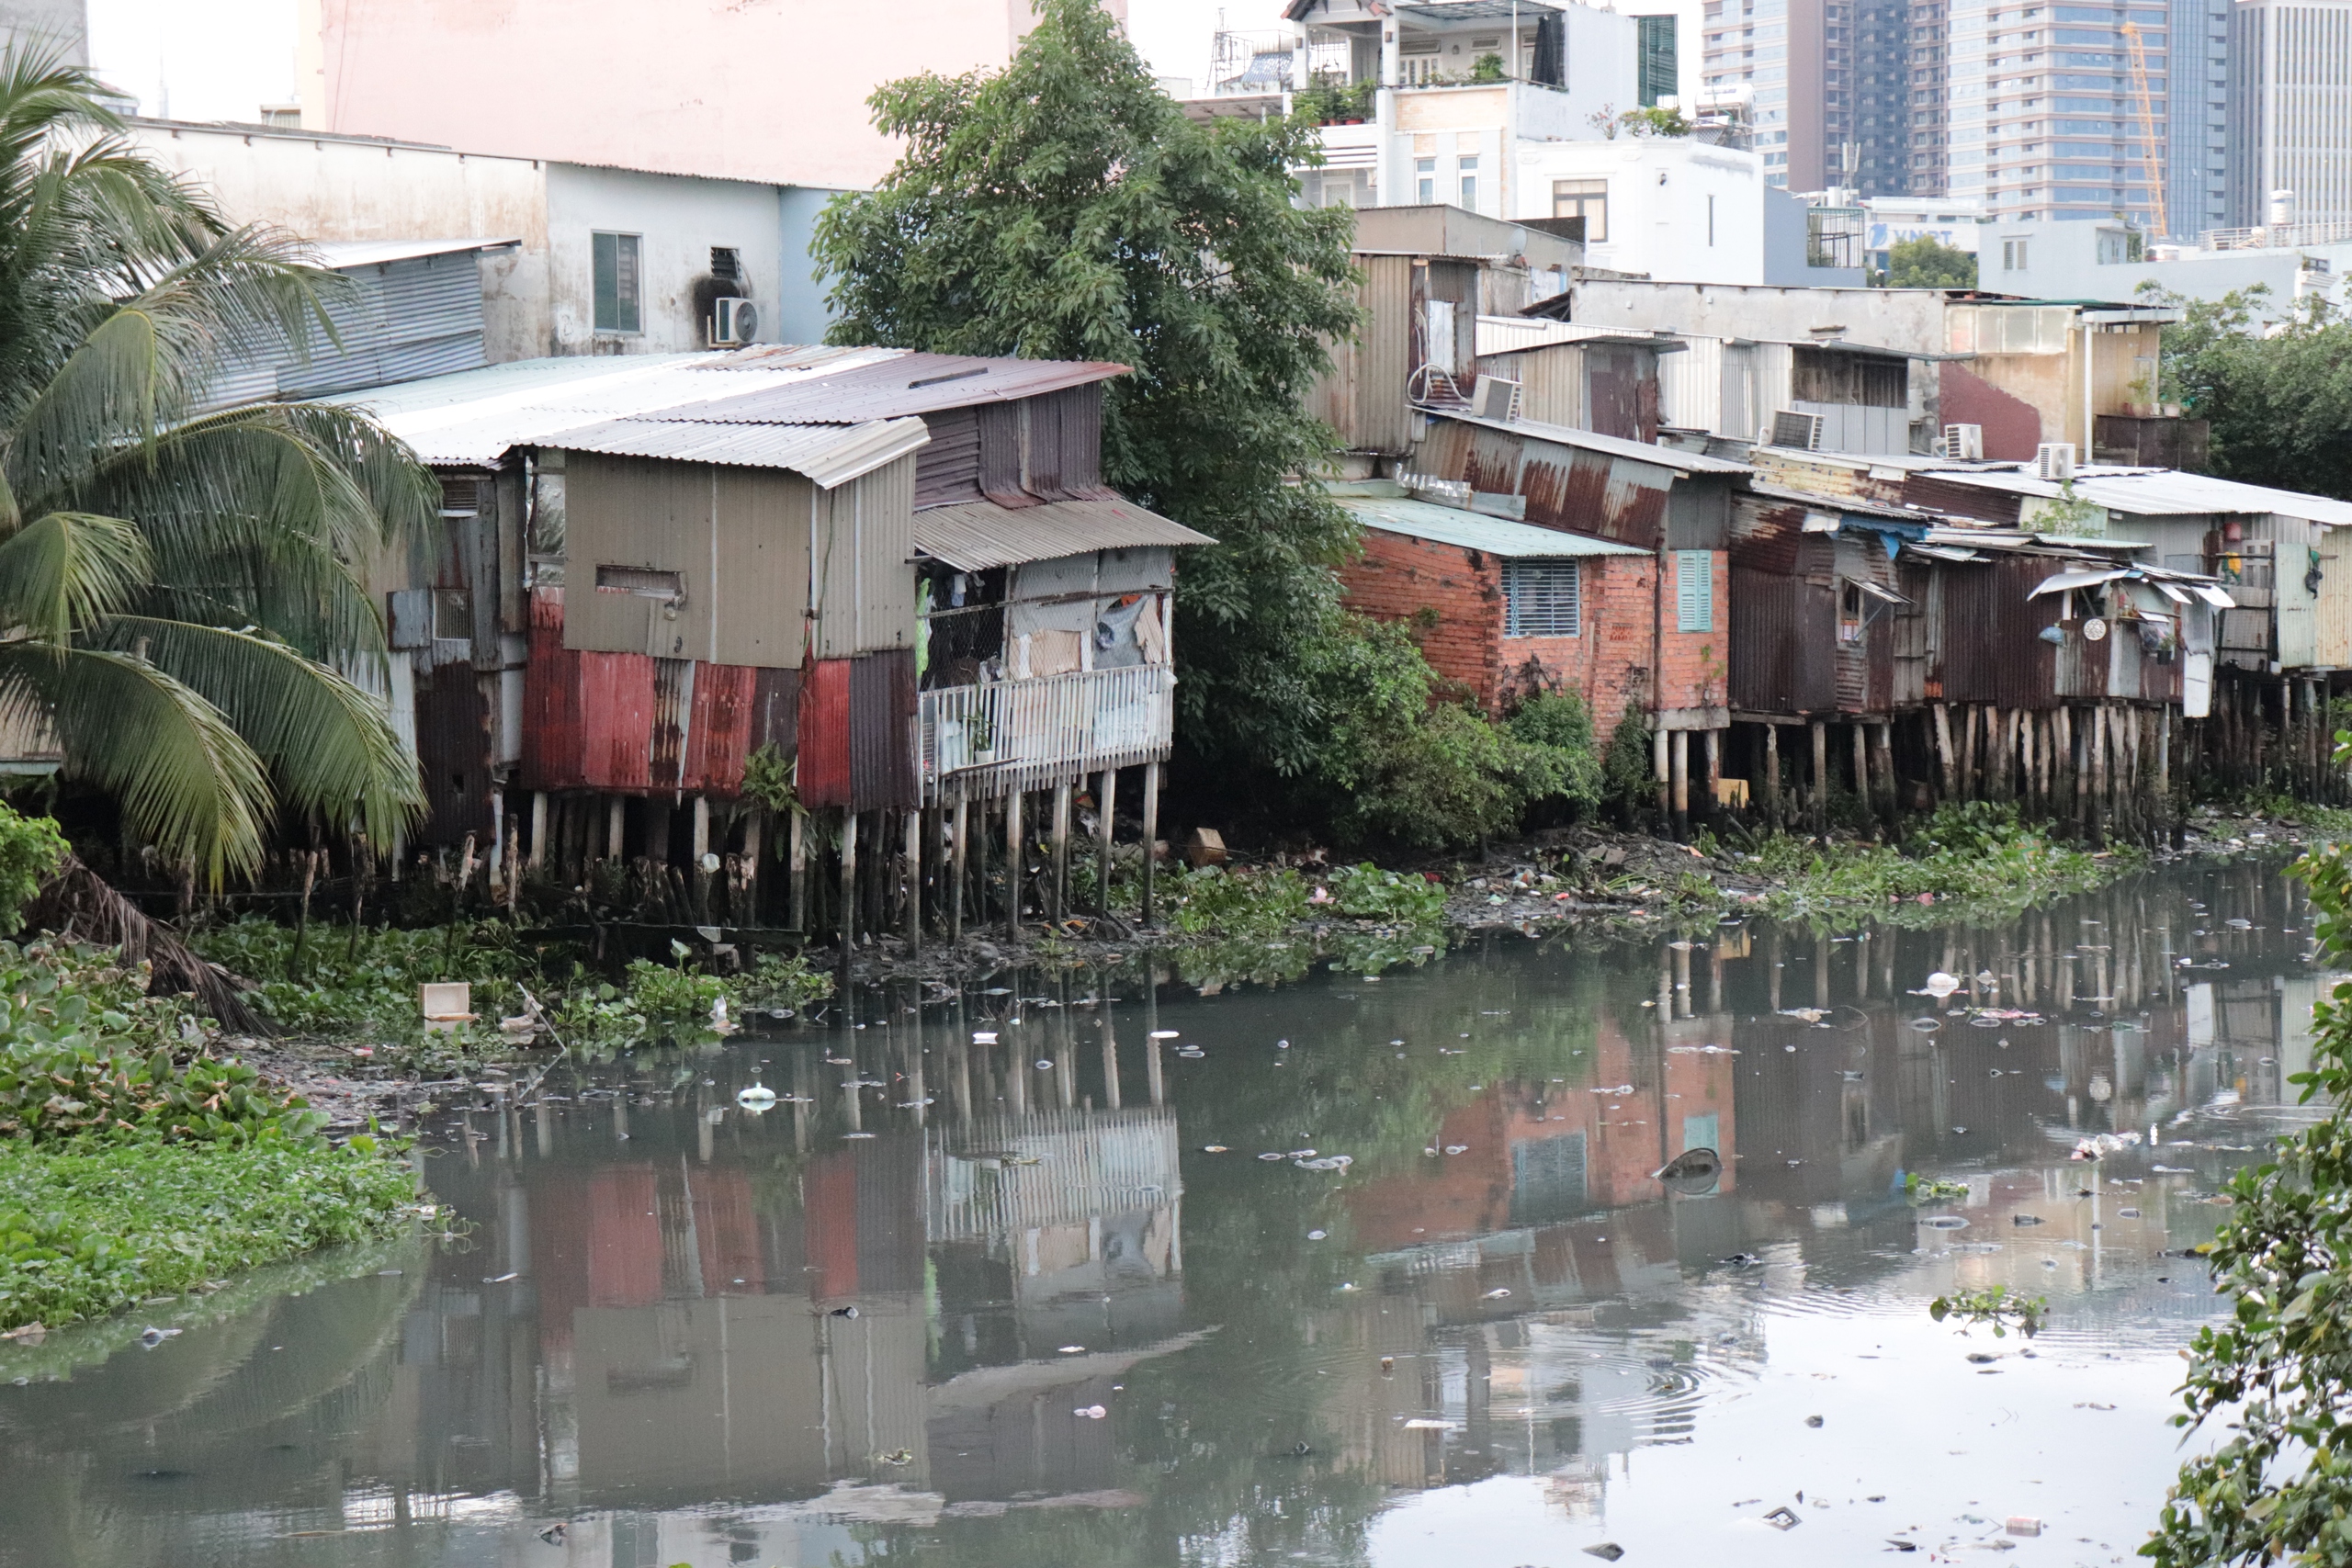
[1504,559,1580,637]
[592,231,642,333]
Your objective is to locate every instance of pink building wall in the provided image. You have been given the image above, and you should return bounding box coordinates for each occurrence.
[312,0,1125,191]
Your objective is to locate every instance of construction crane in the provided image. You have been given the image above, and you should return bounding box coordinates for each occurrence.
[2120,19,2168,240]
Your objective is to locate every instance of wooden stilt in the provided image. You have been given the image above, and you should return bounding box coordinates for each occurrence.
[1810,718,1828,832]
[1934,702,1957,798]
[1005,790,1024,936]
[691,796,712,919]
[1140,761,1161,928]
[1653,727,1671,824]
[1097,766,1117,914]
[1703,728,1721,822]
[1764,722,1782,829]
[1670,728,1690,835]
[904,811,922,953]
[529,790,549,869]
[949,796,968,942]
[838,808,858,988]
[1050,780,1072,926]
[1850,720,1868,805]
[606,795,626,860]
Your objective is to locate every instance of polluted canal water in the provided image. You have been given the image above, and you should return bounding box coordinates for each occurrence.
[0,857,2331,1567]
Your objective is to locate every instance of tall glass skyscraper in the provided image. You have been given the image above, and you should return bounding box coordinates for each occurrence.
[2230,0,2352,229]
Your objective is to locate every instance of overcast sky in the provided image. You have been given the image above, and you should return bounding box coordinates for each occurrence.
[88,0,295,121]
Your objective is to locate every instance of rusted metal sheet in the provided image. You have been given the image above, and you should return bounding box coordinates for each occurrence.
[674,352,1126,425]
[1894,562,1930,706]
[1900,475,2020,525]
[414,662,492,843]
[914,407,981,507]
[849,648,918,813]
[751,666,801,755]
[650,659,695,792]
[1731,566,1836,715]
[1942,555,2059,709]
[1585,343,1657,443]
[1729,497,1808,573]
[684,660,755,794]
[797,658,854,807]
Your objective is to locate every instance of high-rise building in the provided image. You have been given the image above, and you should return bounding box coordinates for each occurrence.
[1702,0,1915,196]
[1927,0,2225,237]
[2229,0,2352,229]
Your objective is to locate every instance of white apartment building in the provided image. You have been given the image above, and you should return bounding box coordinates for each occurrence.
[2229,0,2352,228]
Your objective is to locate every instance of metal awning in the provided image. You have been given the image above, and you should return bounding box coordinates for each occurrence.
[2030,569,2130,597]
[545,414,932,488]
[1845,577,1910,605]
[913,498,1215,571]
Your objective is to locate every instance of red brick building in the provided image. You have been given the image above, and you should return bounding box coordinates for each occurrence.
[1335,485,1726,737]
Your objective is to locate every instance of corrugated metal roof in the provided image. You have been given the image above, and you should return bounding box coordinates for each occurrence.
[913,497,1215,570]
[648,353,1130,426]
[1476,315,1660,355]
[1424,410,1751,473]
[1340,495,1649,558]
[1934,465,2352,525]
[320,346,907,466]
[546,414,933,488]
[312,237,519,269]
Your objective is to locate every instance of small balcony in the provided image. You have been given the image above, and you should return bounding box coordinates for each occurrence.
[919,665,1177,802]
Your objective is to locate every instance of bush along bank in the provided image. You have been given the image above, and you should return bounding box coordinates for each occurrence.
[0,941,424,1336]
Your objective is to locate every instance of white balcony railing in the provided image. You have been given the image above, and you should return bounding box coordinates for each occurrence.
[919,664,1176,801]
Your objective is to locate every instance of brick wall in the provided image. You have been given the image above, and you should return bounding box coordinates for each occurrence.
[1340,527,1717,735]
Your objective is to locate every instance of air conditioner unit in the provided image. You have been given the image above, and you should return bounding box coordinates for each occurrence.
[1942,423,1984,461]
[1770,410,1825,450]
[711,296,759,346]
[1471,374,1522,423]
[2035,441,2076,481]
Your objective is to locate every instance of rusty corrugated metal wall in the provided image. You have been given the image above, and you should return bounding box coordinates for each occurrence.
[797,650,917,813]
[1424,421,1676,550]
[812,451,918,661]
[1940,555,2057,708]
[1731,564,1836,715]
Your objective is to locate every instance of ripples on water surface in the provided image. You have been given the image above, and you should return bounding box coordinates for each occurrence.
[0,857,2332,1566]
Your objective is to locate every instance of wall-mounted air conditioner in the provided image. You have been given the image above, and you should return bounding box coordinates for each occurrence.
[1471,374,1522,423]
[1942,423,1984,461]
[1770,410,1824,450]
[712,296,759,346]
[2035,441,2076,481]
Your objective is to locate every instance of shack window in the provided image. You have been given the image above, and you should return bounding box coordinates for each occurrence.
[1458,154,1479,209]
[1416,156,1437,204]
[1838,580,1864,643]
[1552,178,1609,243]
[1675,550,1713,633]
[596,564,683,602]
[593,231,642,333]
[433,589,470,641]
[1505,559,1580,637]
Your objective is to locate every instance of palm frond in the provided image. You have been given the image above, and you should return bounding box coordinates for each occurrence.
[102,615,424,846]
[0,643,270,884]
[0,509,150,639]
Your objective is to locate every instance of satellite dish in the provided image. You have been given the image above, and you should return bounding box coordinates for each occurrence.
[2083,616,2109,642]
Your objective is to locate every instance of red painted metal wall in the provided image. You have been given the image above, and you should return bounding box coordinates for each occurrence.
[521,587,762,797]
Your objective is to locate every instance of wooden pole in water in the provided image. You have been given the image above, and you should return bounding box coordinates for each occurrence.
[1764,722,1782,829]
[789,808,808,932]
[1850,721,1868,807]
[1810,718,1828,832]
[1050,779,1072,926]
[529,790,548,870]
[1872,720,1894,822]
[904,810,922,953]
[1670,728,1690,837]
[606,795,626,860]
[1703,728,1722,823]
[838,808,858,992]
[1934,702,1957,798]
[1097,765,1117,914]
[949,796,967,942]
[1005,790,1024,936]
[1140,761,1160,928]
[1653,727,1671,826]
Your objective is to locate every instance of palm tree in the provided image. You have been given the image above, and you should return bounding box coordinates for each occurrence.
[0,47,431,884]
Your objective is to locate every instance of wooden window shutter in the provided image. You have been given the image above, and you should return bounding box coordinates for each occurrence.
[1676,550,1713,633]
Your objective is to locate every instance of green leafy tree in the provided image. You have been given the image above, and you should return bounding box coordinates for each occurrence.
[0,48,431,882]
[1880,234,1978,289]
[809,0,1365,785]
[2144,281,2352,498]
[2146,801,2352,1564]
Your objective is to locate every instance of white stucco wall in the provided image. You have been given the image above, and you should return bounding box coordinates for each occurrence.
[543,165,787,355]
[1514,137,1768,283]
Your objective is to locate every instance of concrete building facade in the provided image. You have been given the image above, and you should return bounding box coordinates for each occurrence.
[125,118,840,358]
[2228,0,2352,230]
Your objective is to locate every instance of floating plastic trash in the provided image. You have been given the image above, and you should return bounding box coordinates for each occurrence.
[1921,971,1963,998]
[1920,1215,1969,1230]
[1148,1030,1180,1039]
[1482,1287,1512,1300]
[1656,1146,1723,1195]
[1763,1506,1803,1530]
[972,1032,999,1043]
[1306,1230,1327,1241]
[1075,1404,1108,1419]
[736,1082,778,1111]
